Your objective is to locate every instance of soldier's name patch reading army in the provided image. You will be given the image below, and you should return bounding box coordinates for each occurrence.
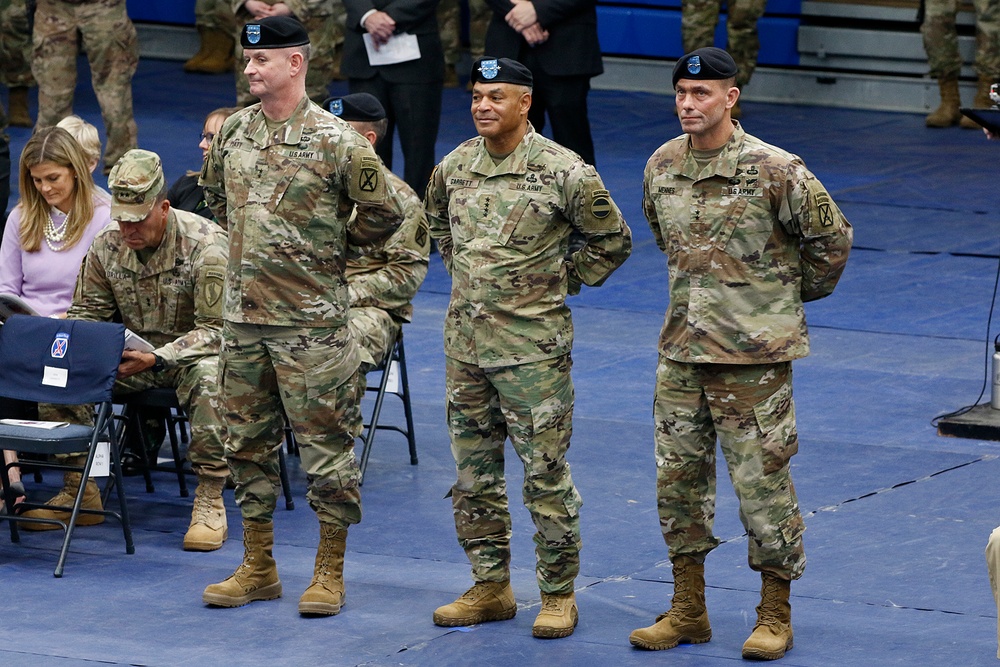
[510,182,543,192]
[287,150,318,161]
[724,187,763,197]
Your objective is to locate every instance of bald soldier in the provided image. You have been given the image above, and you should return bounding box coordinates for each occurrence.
[427,57,631,640]
[629,48,852,660]
[21,149,232,553]
[199,16,403,616]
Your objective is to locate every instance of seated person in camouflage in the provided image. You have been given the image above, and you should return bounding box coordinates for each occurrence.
[22,149,232,553]
[323,92,430,374]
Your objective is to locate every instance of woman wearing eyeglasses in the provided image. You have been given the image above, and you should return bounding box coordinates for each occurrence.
[167,107,240,221]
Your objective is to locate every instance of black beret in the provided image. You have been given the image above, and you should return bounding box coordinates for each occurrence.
[241,15,310,50]
[672,47,739,87]
[324,93,386,121]
[470,57,533,87]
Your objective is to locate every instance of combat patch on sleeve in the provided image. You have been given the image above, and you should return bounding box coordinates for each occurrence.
[582,182,620,232]
[349,152,387,204]
[201,268,226,311]
[815,191,834,227]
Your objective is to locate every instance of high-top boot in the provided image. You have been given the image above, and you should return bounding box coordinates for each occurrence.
[926,78,962,127]
[188,28,234,74]
[961,76,995,128]
[183,477,228,551]
[298,523,348,616]
[8,86,31,127]
[183,28,213,72]
[20,471,104,530]
[433,580,517,626]
[629,555,712,650]
[741,573,793,660]
[532,591,578,638]
[203,520,282,607]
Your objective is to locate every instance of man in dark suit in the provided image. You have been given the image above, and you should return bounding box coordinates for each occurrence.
[342,0,444,197]
[483,0,601,166]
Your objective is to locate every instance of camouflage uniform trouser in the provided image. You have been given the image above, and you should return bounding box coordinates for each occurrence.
[922,0,1000,80]
[653,357,805,580]
[348,305,400,375]
[235,13,341,105]
[193,0,237,33]
[446,354,582,595]
[31,0,138,170]
[0,0,35,87]
[41,357,227,478]
[221,321,363,527]
[438,0,489,66]
[682,0,766,89]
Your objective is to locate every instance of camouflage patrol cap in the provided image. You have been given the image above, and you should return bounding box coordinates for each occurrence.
[470,57,533,87]
[324,93,386,121]
[108,149,165,222]
[241,15,310,50]
[672,47,739,87]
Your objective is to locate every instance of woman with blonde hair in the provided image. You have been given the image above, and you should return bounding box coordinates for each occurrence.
[0,125,112,514]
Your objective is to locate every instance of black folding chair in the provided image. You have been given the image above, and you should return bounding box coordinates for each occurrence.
[0,314,134,577]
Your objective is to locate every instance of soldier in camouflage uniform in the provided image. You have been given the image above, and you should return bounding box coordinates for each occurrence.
[20,149,232,554]
[921,0,1000,127]
[427,57,632,640]
[324,92,430,373]
[31,0,138,173]
[0,0,36,127]
[199,16,403,616]
[232,0,342,105]
[629,48,852,661]
[184,0,238,74]
[682,0,765,116]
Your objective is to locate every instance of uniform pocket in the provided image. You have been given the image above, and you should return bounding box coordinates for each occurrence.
[752,380,798,475]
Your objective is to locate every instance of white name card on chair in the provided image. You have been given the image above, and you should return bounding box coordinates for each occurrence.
[42,366,68,388]
[385,360,401,395]
[91,442,111,477]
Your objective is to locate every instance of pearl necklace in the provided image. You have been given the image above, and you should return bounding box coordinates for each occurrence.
[44,210,69,252]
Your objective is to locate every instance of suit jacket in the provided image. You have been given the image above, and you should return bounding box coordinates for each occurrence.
[484,0,603,77]
[342,0,444,83]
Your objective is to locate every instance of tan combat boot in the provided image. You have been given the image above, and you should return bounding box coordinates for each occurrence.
[629,555,712,650]
[960,76,995,129]
[183,477,228,551]
[298,523,348,616]
[532,591,578,638]
[188,28,235,74]
[8,86,31,127]
[183,28,212,72]
[203,520,282,607]
[741,573,793,660]
[926,78,962,127]
[433,580,517,626]
[20,471,104,530]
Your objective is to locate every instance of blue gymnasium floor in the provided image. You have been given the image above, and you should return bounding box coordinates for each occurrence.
[2,58,1000,666]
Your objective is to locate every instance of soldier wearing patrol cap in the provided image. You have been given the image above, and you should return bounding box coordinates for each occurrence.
[629,47,853,660]
[323,92,430,375]
[426,56,632,639]
[22,149,232,553]
[200,15,404,617]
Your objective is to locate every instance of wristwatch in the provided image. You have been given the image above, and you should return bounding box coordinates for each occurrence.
[151,354,165,373]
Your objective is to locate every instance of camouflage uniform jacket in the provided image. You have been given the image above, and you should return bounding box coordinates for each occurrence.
[643,122,853,365]
[231,0,335,19]
[345,171,430,323]
[66,208,228,369]
[427,124,632,368]
[200,95,404,327]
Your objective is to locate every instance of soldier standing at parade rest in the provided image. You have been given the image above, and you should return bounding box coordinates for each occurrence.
[628,47,853,661]
[426,57,632,639]
[323,92,430,374]
[199,15,404,616]
[21,149,233,553]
